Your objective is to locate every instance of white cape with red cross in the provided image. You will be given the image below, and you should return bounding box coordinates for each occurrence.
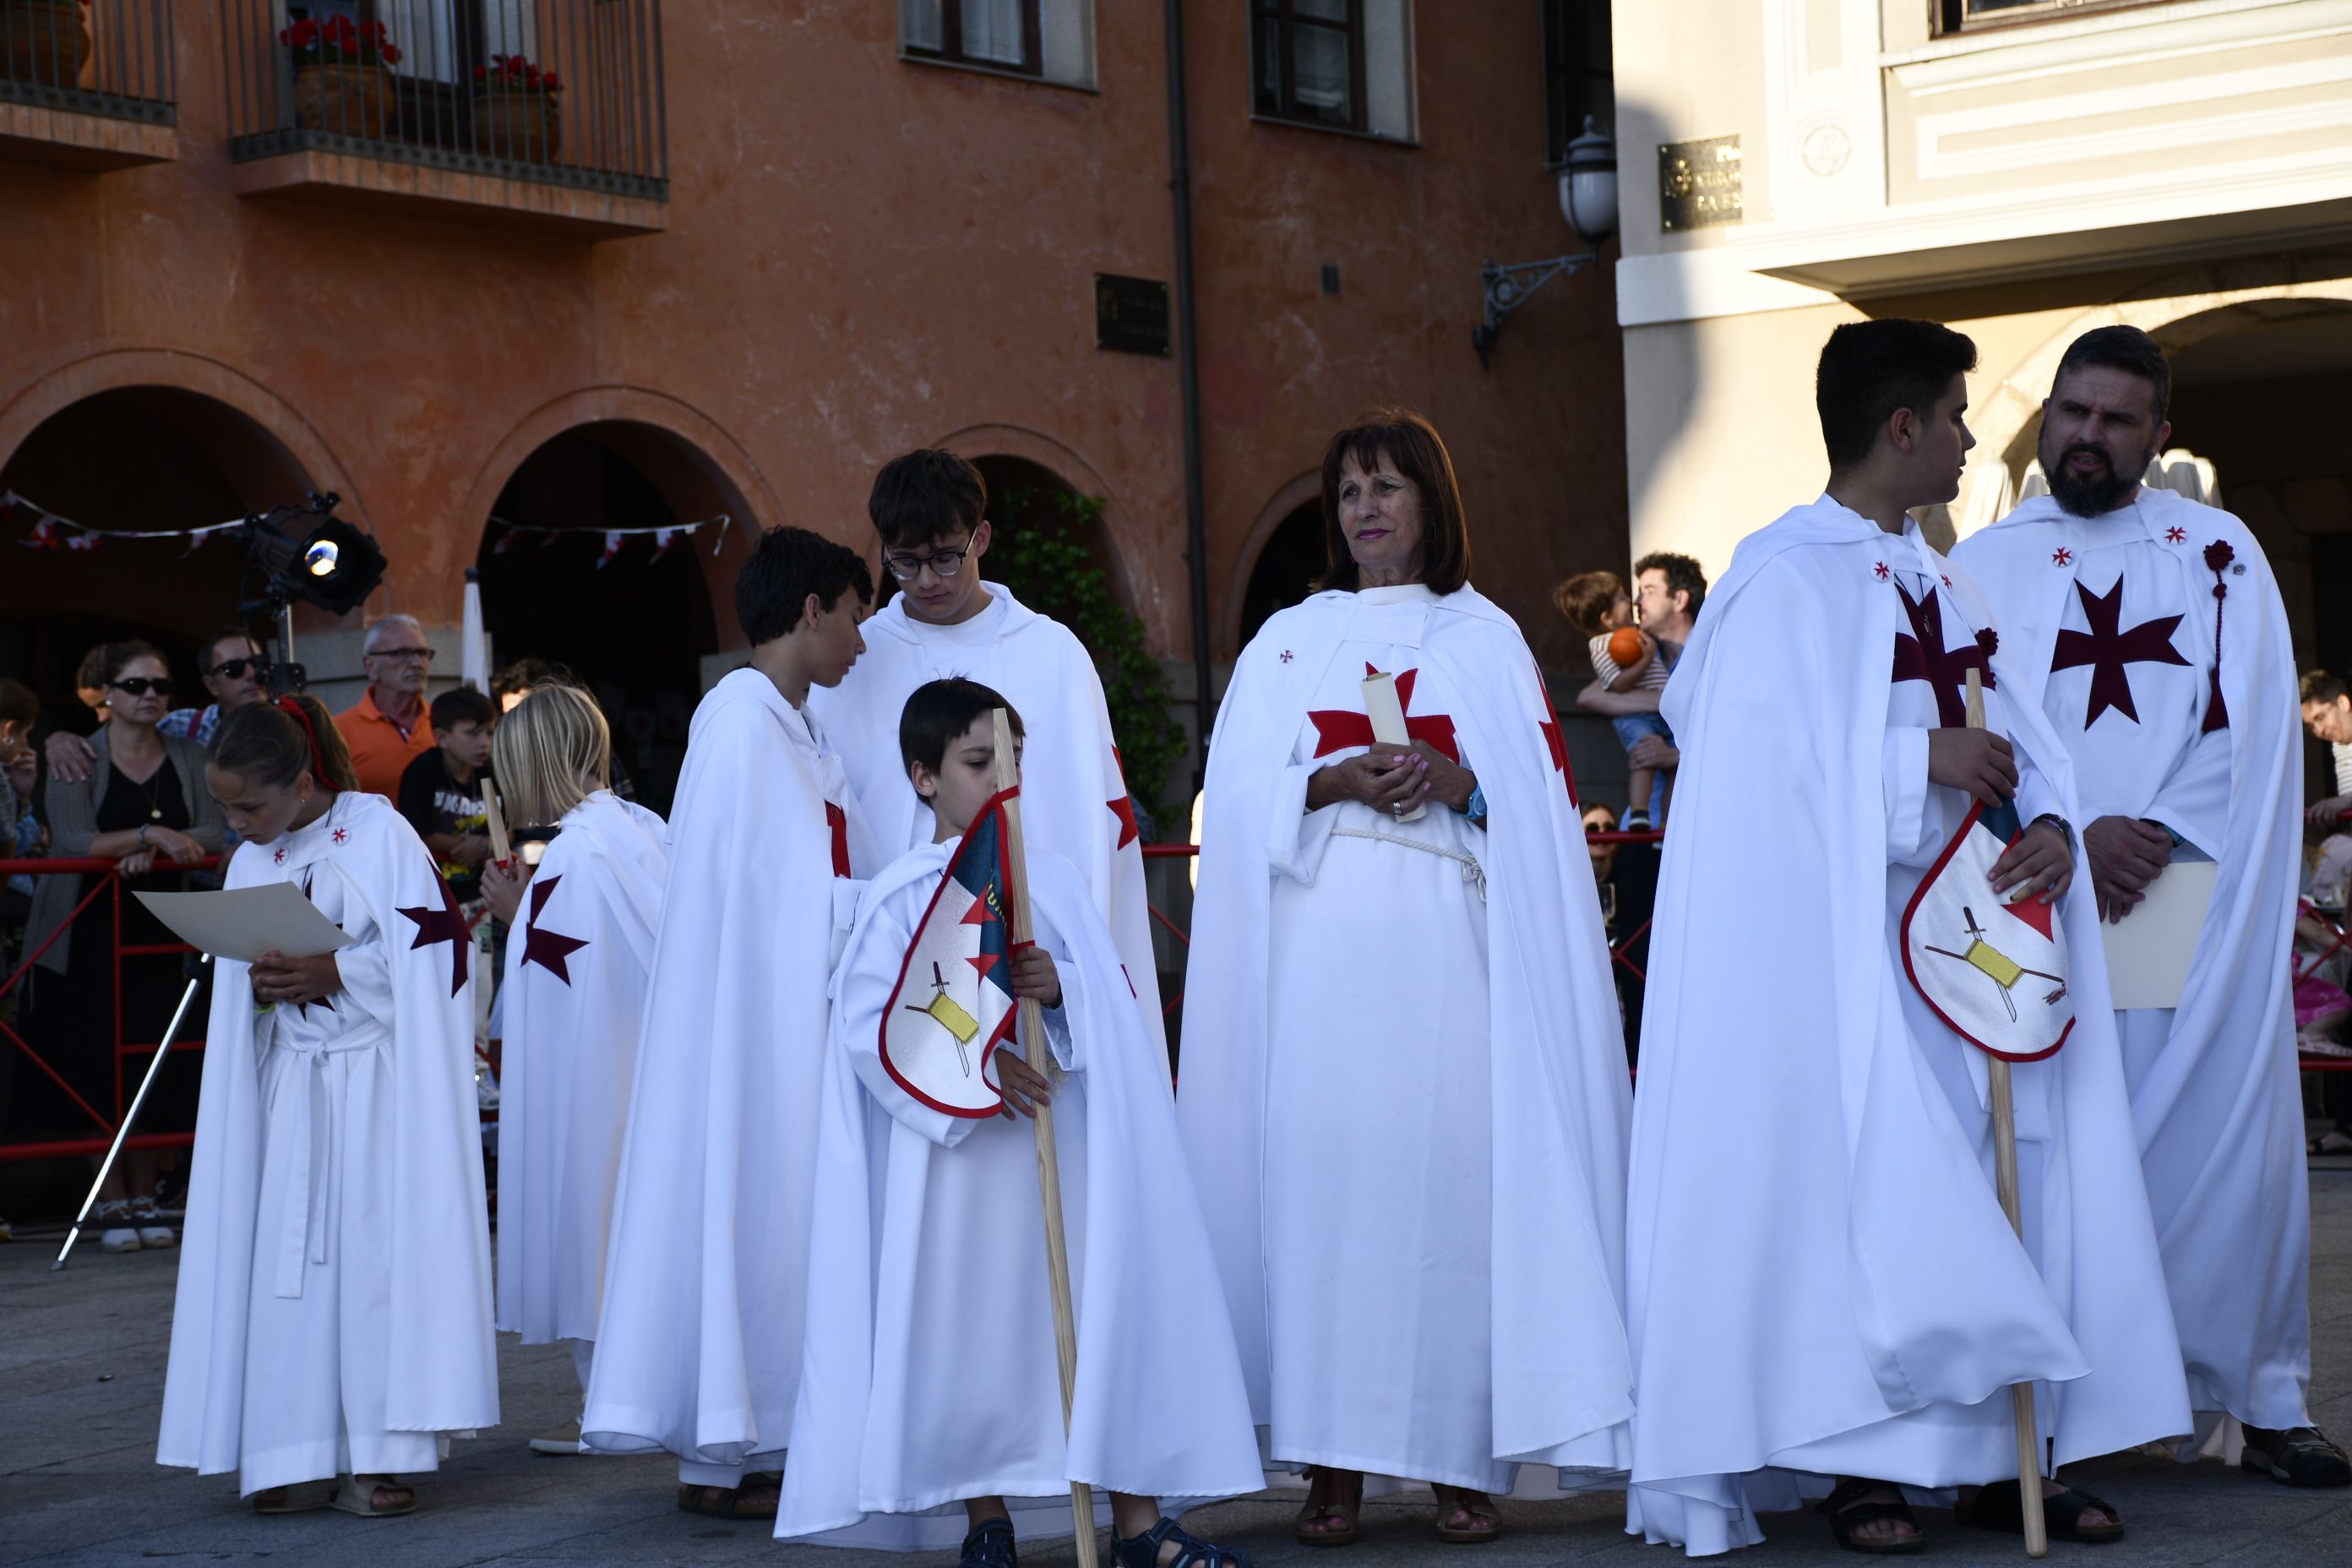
[1900,800,2075,1063]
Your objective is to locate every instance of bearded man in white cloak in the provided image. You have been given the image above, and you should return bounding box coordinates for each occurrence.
[1953,325,2350,1489]
[1181,409,1635,1548]
[1627,319,2191,1555]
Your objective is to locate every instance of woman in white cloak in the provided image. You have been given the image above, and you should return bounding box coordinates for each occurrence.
[1179,411,1635,1546]
[159,696,498,1516]
[483,684,667,1452]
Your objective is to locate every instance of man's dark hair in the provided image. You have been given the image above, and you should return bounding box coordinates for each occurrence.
[430,686,497,733]
[899,678,1025,779]
[0,677,37,732]
[1316,408,1473,596]
[736,525,876,646]
[2301,669,2349,708]
[869,449,988,552]
[201,623,259,668]
[2054,324,2171,427]
[490,656,574,703]
[1633,551,1709,622]
[1816,318,1979,471]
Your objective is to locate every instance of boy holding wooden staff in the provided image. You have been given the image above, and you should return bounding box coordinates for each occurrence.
[777,678,1260,1568]
[1624,320,2190,1554]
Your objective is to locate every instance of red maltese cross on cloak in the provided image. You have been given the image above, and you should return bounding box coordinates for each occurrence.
[2050,575,2188,727]
[1309,665,1460,763]
[520,874,590,986]
[1107,747,1140,851]
[1889,581,1995,729]
[396,869,471,998]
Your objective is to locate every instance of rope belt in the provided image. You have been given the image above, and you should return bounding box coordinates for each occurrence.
[264,1021,388,1299]
[1330,825,1487,902]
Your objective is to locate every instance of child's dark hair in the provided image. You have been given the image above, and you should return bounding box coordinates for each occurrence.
[1553,570,1626,638]
[490,655,573,705]
[0,677,37,732]
[899,678,1024,778]
[869,449,988,553]
[430,686,497,733]
[736,525,875,646]
[1816,318,1979,472]
[211,694,360,794]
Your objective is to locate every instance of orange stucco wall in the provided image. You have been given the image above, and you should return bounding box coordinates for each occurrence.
[0,4,1626,673]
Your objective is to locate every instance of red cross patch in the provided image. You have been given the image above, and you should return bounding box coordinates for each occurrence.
[274,847,286,864]
[1873,562,1891,580]
[330,828,348,845]
[2052,547,2073,566]
[2164,526,2186,544]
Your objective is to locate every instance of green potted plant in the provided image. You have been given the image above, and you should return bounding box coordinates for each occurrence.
[473,52,561,162]
[281,15,402,140]
[3,0,91,89]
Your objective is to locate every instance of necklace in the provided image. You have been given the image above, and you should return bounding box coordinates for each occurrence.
[121,752,169,821]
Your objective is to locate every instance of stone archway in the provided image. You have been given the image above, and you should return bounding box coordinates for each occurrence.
[1223,470,1323,659]
[0,371,342,723]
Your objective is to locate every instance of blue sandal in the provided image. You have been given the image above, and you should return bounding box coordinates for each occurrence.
[1111,1516,1250,1568]
[960,1519,1020,1568]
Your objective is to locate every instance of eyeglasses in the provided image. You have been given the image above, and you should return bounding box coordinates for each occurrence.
[110,678,172,696]
[205,656,262,679]
[369,646,435,663]
[883,543,972,583]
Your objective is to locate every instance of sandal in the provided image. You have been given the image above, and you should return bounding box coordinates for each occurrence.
[1957,1480,2125,1543]
[1431,1484,1501,1544]
[960,1517,1020,1568]
[1816,1478,1924,1555]
[329,1473,416,1516]
[1112,1515,1250,1568]
[1293,1467,1362,1547]
[252,1479,335,1513]
[673,1471,782,1520]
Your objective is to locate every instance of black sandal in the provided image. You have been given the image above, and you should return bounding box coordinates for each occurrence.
[1956,1481,2125,1543]
[1816,1478,1925,1555]
[672,1470,781,1521]
[961,1518,1020,1568]
[1111,1516,1249,1568]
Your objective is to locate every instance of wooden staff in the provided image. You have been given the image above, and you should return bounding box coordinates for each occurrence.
[1968,667,2048,1560]
[482,777,514,867]
[991,709,1100,1568]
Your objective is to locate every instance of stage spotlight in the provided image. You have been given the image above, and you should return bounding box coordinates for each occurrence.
[239,493,385,618]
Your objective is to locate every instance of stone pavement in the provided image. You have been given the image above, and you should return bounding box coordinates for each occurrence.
[6,1165,2352,1567]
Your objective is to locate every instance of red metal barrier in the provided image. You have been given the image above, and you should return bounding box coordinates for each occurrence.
[0,854,217,1162]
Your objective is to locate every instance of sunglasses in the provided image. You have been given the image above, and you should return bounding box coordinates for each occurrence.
[370,646,435,663]
[110,678,173,696]
[205,656,263,679]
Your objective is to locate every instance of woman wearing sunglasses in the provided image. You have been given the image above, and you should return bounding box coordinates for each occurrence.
[24,640,224,1252]
[46,625,265,785]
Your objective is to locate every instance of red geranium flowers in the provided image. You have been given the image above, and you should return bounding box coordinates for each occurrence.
[474,54,562,95]
[280,15,403,68]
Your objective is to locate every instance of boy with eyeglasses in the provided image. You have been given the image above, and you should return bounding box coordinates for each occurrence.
[809,450,1170,1082]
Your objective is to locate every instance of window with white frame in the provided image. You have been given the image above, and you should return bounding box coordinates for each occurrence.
[900,0,1096,88]
[1250,0,1413,141]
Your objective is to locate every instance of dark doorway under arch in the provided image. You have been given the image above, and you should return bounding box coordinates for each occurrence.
[476,423,728,814]
[0,388,319,742]
[1239,501,1326,649]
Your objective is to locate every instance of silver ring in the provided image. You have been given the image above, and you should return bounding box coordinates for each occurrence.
[1391,803,1404,819]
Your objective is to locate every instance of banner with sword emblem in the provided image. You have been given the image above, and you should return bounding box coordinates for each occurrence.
[878,786,1025,1117]
[1900,797,2076,1064]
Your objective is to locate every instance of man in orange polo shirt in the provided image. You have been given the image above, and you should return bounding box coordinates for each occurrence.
[335,613,438,798]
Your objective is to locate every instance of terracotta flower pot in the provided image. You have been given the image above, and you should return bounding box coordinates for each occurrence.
[474,91,560,162]
[292,61,395,139]
[3,1,91,88]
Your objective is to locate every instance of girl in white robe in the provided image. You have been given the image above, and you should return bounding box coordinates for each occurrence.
[159,696,498,1516]
[484,686,667,1445]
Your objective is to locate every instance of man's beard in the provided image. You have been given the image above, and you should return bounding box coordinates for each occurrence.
[2043,436,2151,517]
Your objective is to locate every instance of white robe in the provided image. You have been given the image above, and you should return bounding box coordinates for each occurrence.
[777,845,1263,1549]
[494,791,667,1351]
[808,585,1168,1080]
[1954,488,2310,1431]
[159,792,498,1494]
[583,670,879,1479]
[1179,584,1634,1494]
[1625,500,2189,1555]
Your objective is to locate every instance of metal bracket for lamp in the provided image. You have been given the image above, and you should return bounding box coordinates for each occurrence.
[1473,116,1617,371]
[1473,252,1600,370]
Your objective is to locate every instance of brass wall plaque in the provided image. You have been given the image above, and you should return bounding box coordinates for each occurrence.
[1658,135,1743,231]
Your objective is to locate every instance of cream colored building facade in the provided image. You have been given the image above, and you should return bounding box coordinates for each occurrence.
[1613,0,2352,670]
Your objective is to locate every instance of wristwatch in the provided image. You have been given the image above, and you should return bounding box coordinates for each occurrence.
[2029,813,2075,857]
